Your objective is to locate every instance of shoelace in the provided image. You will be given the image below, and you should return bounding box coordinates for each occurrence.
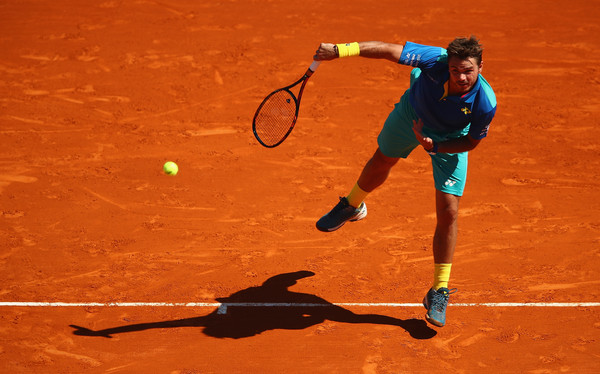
[431,288,457,312]
[331,197,350,213]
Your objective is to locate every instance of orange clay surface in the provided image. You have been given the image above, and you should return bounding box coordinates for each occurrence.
[1,1,600,373]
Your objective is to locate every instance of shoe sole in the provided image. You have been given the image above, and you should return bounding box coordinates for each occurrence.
[425,313,445,327]
[316,204,367,232]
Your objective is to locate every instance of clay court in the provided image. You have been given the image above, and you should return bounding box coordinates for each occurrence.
[1,0,599,372]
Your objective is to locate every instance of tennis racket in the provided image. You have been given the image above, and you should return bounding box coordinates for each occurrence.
[252,60,320,148]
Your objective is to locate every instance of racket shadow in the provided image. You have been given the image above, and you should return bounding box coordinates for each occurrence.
[69,270,436,340]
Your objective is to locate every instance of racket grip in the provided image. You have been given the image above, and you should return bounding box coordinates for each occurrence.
[308,60,321,73]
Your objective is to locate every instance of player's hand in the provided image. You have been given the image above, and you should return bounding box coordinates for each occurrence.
[314,43,337,61]
[412,118,435,151]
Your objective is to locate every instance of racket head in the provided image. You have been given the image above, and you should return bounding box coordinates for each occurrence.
[252,88,299,148]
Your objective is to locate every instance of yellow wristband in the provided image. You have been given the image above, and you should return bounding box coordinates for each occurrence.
[336,42,360,58]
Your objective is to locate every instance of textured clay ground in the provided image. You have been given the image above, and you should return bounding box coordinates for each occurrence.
[1,1,599,373]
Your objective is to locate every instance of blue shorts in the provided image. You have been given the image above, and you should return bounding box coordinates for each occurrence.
[377,90,470,196]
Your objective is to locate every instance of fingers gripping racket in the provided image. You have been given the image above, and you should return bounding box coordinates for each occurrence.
[252,60,320,147]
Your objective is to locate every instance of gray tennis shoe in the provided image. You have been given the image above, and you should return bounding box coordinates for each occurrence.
[316,197,367,232]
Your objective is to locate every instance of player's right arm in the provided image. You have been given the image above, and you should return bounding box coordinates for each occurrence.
[314,41,404,63]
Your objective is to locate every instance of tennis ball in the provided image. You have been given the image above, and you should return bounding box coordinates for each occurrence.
[163,161,178,176]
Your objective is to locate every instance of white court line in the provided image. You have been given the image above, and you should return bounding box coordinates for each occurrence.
[0,302,598,308]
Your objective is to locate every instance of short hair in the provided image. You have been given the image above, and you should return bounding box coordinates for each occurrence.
[447,36,483,65]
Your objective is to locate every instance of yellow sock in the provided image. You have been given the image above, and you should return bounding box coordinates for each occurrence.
[346,183,369,208]
[433,263,452,290]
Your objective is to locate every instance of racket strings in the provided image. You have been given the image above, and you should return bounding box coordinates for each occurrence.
[254,90,297,146]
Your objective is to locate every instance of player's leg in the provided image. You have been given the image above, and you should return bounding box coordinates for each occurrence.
[356,148,400,193]
[423,191,461,327]
[433,190,460,265]
[316,91,418,232]
[315,149,397,232]
[423,150,467,327]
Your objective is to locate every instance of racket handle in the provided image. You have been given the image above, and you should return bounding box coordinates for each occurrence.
[308,60,321,73]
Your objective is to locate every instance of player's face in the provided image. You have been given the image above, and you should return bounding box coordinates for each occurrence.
[448,56,482,95]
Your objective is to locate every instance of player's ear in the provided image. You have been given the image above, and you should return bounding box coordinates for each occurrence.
[478,60,483,73]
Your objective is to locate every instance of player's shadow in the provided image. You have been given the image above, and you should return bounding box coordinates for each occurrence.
[70,270,436,340]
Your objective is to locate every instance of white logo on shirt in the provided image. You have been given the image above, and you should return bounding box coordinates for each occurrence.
[405,53,421,66]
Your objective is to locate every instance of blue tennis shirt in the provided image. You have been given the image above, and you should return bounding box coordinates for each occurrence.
[399,42,496,139]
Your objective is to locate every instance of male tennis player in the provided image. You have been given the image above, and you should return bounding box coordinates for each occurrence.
[313,37,496,327]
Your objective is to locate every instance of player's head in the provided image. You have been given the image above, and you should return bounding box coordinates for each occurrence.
[447,36,483,95]
[447,36,483,65]
[262,271,315,289]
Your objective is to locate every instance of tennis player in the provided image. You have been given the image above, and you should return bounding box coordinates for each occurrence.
[313,37,497,327]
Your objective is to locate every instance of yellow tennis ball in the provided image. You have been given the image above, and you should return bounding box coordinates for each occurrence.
[163,161,178,176]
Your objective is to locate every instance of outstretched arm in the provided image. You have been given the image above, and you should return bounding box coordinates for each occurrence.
[314,41,404,63]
